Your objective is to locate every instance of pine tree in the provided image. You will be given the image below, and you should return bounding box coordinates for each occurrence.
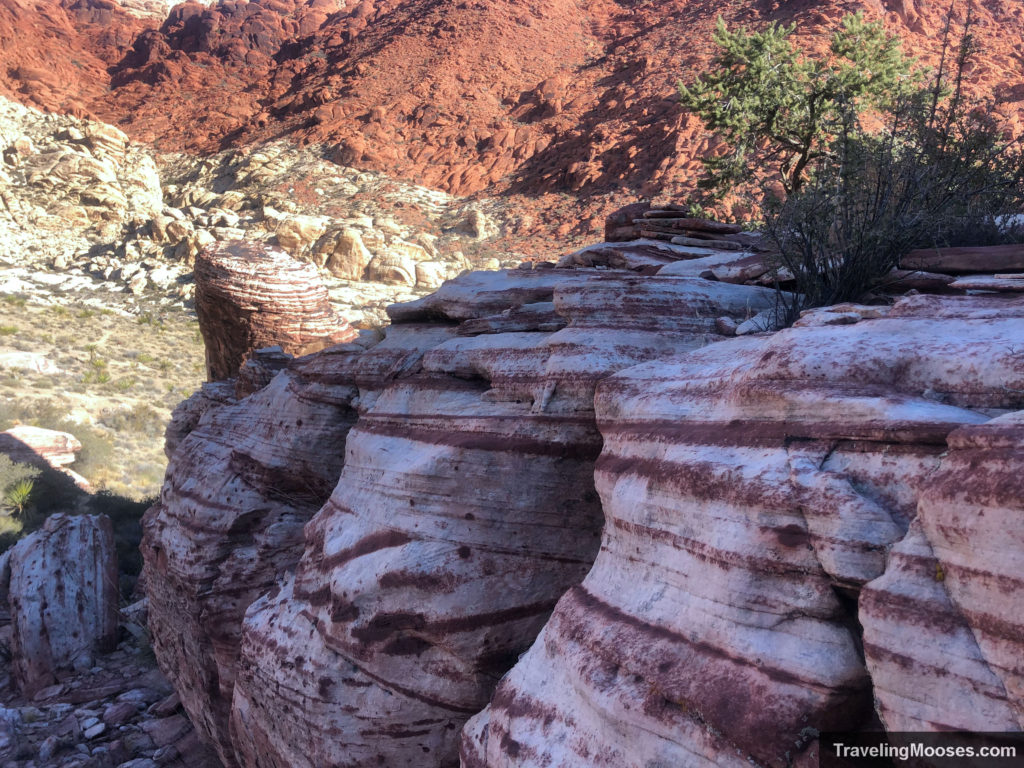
[679,12,917,198]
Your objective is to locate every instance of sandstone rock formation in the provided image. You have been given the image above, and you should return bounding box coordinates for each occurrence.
[143,266,777,767]
[194,240,359,380]
[862,405,1024,734]
[141,338,375,766]
[0,521,222,768]
[902,243,1024,273]
[3,514,119,697]
[0,425,81,470]
[143,246,1024,768]
[463,292,1024,766]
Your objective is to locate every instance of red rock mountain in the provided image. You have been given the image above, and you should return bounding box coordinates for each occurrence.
[4,0,1024,238]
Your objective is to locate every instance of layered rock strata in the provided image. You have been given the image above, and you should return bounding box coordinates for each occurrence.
[3,514,119,697]
[194,240,359,380]
[143,266,777,767]
[148,266,1024,767]
[918,412,1024,724]
[140,341,374,767]
[862,406,1024,733]
[463,293,1024,767]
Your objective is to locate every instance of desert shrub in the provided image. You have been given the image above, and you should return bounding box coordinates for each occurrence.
[762,10,1024,320]
[100,403,165,437]
[0,455,40,536]
[679,12,917,200]
[0,459,84,551]
[72,425,115,481]
[681,6,1024,321]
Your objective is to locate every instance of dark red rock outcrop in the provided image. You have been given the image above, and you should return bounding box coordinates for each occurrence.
[7,0,1024,250]
[463,293,1024,766]
[194,240,358,381]
[0,0,145,119]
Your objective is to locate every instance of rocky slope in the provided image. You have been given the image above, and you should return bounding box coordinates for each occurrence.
[0,511,222,767]
[141,247,1023,767]
[6,0,1024,244]
[0,93,520,498]
[0,94,518,320]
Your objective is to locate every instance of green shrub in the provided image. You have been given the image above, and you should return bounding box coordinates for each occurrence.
[763,10,1024,320]
[679,12,916,200]
[681,7,1024,321]
[0,456,40,529]
[4,478,34,515]
[100,403,165,437]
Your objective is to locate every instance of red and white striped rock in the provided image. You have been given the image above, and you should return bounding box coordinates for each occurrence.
[463,293,1024,767]
[141,348,368,767]
[949,273,1024,292]
[0,425,81,468]
[386,268,588,324]
[220,270,776,768]
[195,240,358,381]
[860,520,1020,732]
[4,514,118,697]
[916,412,1024,725]
[163,380,237,459]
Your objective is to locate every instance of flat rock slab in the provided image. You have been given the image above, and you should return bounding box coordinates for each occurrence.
[949,273,1024,292]
[902,244,1024,274]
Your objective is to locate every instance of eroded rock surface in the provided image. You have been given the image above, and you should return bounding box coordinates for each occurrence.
[194,240,358,380]
[140,341,376,767]
[463,293,1024,767]
[144,266,776,767]
[146,266,1024,767]
[4,514,119,697]
[862,406,1024,733]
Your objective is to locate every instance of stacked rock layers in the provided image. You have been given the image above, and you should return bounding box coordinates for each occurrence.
[464,293,1024,766]
[144,266,777,767]
[194,241,359,381]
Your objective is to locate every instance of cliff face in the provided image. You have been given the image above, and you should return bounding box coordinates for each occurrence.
[464,293,1024,766]
[142,348,366,765]
[144,265,778,766]
[144,262,1024,766]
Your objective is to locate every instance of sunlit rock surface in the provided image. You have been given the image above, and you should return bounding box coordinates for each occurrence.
[463,293,1024,767]
[5,514,118,697]
[146,267,775,767]
[195,241,359,381]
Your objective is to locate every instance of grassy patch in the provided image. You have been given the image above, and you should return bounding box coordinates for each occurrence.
[0,295,205,499]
